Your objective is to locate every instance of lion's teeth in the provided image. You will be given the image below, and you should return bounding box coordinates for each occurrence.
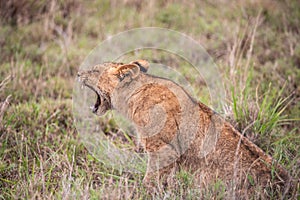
[92,106,98,113]
[90,105,98,113]
[81,84,84,89]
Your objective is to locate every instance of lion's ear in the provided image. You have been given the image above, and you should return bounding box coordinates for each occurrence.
[114,64,140,80]
[130,60,149,73]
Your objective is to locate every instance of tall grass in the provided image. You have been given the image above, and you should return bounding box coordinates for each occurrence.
[0,0,299,199]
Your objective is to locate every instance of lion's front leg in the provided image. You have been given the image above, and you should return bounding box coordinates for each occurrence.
[143,154,163,192]
[143,152,178,193]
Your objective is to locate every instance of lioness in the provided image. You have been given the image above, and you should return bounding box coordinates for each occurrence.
[77,60,289,197]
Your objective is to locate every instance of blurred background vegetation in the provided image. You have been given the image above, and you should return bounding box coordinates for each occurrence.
[0,0,299,199]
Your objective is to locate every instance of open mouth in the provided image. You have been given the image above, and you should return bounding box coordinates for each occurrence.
[83,84,102,114]
[77,75,110,115]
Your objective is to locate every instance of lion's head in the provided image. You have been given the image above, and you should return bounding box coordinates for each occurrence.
[77,60,149,116]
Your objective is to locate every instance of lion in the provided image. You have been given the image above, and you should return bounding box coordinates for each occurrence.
[77,60,289,198]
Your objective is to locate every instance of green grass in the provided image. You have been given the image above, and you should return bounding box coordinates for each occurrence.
[0,0,299,199]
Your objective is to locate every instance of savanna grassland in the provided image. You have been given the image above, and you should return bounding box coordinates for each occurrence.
[0,0,299,199]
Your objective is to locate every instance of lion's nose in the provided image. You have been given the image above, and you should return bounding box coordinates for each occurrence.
[77,71,86,82]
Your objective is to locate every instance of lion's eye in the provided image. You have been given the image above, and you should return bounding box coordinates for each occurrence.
[90,69,99,73]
